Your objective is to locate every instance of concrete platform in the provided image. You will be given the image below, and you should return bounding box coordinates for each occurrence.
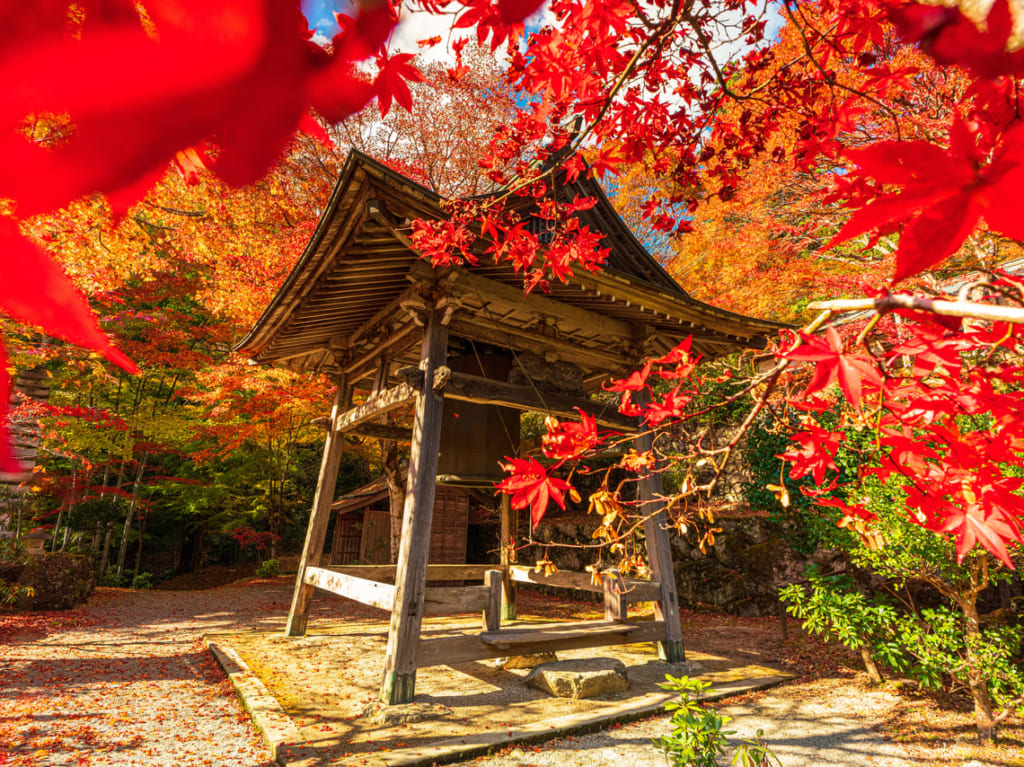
[206,615,790,767]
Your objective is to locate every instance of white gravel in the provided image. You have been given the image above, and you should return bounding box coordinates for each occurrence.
[448,683,918,767]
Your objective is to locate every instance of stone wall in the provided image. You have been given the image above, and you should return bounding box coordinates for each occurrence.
[523,513,841,616]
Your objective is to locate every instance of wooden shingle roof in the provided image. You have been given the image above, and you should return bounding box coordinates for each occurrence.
[235,150,786,388]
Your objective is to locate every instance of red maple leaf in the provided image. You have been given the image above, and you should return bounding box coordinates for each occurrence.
[375,52,424,116]
[783,326,882,407]
[603,360,652,393]
[497,457,572,528]
[888,0,1024,78]
[0,0,397,214]
[541,410,601,461]
[643,385,693,426]
[827,119,1024,282]
[939,501,1022,569]
[652,337,693,365]
[0,221,138,470]
[781,426,842,487]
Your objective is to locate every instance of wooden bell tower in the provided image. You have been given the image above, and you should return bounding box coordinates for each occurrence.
[236,151,786,704]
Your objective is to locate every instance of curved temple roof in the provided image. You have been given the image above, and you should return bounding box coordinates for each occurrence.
[235,150,787,389]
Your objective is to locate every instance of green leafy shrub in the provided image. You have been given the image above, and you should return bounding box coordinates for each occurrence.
[0,538,30,582]
[99,569,124,587]
[131,572,155,590]
[0,539,34,609]
[16,553,94,610]
[781,564,1024,742]
[256,558,280,578]
[0,581,34,609]
[752,402,1024,743]
[654,675,780,767]
[779,568,900,683]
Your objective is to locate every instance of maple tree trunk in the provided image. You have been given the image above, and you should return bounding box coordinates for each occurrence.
[859,645,884,684]
[98,462,126,580]
[381,440,404,564]
[958,596,997,743]
[50,505,64,552]
[116,452,148,581]
[98,523,113,580]
[177,528,205,575]
[90,464,112,557]
[52,472,77,552]
[133,514,146,580]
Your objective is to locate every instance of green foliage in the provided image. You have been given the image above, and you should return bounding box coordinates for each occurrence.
[780,569,1024,719]
[779,569,906,669]
[100,569,124,587]
[654,675,780,767]
[131,572,155,590]
[841,473,982,594]
[255,558,280,578]
[742,414,851,555]
[0,581,34,609]
[0,537,31,567]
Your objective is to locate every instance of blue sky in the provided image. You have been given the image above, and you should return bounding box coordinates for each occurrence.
[302,0,344,39]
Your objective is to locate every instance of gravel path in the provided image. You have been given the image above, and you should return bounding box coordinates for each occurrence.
[0,582,299,766]
[0,581,932,767]
[451,680,916,767]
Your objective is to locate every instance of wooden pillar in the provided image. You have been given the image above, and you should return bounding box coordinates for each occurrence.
[285,377,350,637]
[634,399,685,662]
[499,493,518,620]
[379,310,448,705]
[602,569,626,622]
[483,569,502,632]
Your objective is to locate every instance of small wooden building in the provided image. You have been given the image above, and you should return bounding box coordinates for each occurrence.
[236,150,784,704]
[330,478,470,567]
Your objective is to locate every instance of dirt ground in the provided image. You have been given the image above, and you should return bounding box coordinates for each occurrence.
[1,576,1022,766]
[212,607,788,765]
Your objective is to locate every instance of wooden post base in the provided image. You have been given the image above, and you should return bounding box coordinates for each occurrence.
[380,670,416,705]
[284,608,310,638]
[657,639,686,663]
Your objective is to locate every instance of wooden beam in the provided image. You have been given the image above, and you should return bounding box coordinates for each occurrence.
[448,271,633,341]
[347,285,421,351]
[441,371,636,432]
[479,620,635,648]
[483,569,502,632]
[285,379,351,637]
[635,392,685,662]
[499,494,517,621]
[343,324,421,384]
[331,564,498,581]
[380,309,449,705]
[304,566,396,611]
[603,570,627,622]
[423,584,491,615]
[446,316,631,376]
[572,270,784,340]
[415,620,668,667]
[507,565,662,602]
[350,422,413,442]
[334,383,417,434]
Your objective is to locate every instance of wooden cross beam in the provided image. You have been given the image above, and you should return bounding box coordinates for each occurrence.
[441,371,637,432]
[334,383,418,434]
[335,369,636,438]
